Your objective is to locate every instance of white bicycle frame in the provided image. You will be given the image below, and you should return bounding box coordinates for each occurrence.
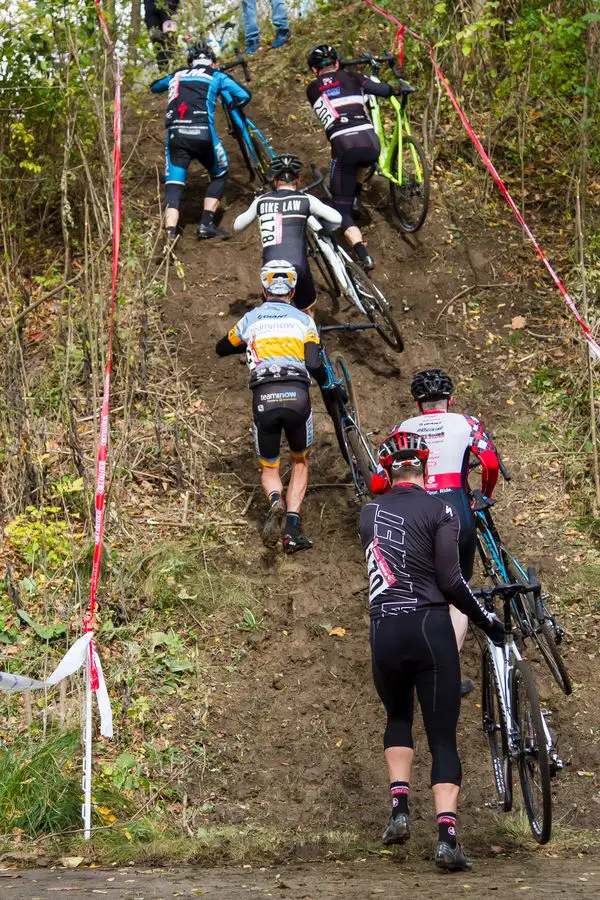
[487,637,555,766]
[307,217,367,314]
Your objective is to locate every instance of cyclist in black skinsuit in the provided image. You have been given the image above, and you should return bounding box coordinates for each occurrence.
[233,154,342,311]
[306,44,400,272]
[359,428,503,871]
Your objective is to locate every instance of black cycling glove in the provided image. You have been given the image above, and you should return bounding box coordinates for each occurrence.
[483,613,505,647]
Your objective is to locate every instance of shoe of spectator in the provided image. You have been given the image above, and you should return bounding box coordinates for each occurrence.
[271,32,290,49]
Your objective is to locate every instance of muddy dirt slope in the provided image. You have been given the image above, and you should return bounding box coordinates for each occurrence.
[131,40,600,860]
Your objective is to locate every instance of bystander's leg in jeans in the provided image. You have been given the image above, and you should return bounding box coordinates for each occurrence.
[241,0,260,52]
[271,0,290,44]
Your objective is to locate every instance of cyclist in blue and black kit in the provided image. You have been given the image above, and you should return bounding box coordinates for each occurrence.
[151,41,251,244]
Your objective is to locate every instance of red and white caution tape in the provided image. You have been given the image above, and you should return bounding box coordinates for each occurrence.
[360,0,600,359]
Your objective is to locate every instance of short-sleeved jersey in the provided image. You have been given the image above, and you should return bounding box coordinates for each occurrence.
[306,70,392,142]
[397,410,499,496]
[227,301,320,388]
[151,64,250,134]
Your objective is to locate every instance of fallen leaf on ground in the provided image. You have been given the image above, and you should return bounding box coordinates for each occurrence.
[511,315,527,329]
[59,856,84,868]
[328,626,346,637]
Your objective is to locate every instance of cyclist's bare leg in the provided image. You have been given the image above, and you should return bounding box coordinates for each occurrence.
[450,606,468,651]
[286,456,308,513]
[384,745,413,783]
[165,207,179,230]
[260,463,283,500]
[204,197,219,214]
[432,782,459,815]
[344,224,363,248]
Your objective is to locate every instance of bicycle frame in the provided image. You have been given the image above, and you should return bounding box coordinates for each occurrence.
[478,580,561,772]
[364,90,421,187]
[307,220,367,314]
[222,102,274,175]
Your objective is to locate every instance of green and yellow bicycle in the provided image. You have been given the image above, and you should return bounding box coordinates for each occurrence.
[341,51,430,233]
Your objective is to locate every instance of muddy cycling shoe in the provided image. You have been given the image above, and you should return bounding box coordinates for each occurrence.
[382,813,410,845]
[461,679,475,698]
[357,253,374,272]
[435,841,472,871]
[282,532,313,554]
[196,222,230,241]
[262,498,286,548]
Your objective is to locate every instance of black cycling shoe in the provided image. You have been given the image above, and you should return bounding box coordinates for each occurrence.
[262,498,286,548]
[163,227,178,254]
[282,532,313,554]
[435,841,472,871]
[461,679,475,698]
[196,222,230,241]
[382,813,410,846]
[357,253,374,272]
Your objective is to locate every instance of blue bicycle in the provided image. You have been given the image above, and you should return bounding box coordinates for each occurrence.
[472,474,572,696]
[221,52,276,187]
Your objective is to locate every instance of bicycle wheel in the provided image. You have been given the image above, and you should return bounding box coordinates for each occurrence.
[345,260,404,353]
[331,353,376,498]
[331,353,360,428]
[511,660,552,844]
[507,562,572,696]
[481,645,512,811]
[389,135,430,233]
[534,621,572,696]
[307,230,340,301]
[246,125,273,187]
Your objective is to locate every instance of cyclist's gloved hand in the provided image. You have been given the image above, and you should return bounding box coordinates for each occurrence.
[483,613,505,647]
[370,471,391,495]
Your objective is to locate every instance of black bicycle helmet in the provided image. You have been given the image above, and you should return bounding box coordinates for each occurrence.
[410,368,454,403]
[187,41,216,66]
[269,154,302,183]
[307,44,339,71]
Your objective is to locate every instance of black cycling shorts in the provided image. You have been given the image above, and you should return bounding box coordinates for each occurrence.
[165,129,228,184]
[370,608,462,786]
[252,382,313,466]
[329,129,381,230]
[293,264,316,311]
[431,488,476,582]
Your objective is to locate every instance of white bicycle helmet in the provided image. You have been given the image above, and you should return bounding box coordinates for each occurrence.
[260,260,298,298]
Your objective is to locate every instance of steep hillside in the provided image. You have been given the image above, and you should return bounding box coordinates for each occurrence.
[129,33,600,856]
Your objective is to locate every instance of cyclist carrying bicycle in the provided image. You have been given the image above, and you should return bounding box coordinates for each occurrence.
[306,44,401,272]
[151,41,251,245]
[233,154,342,311]
[360,429,504,870]
[215,261,332,553]
[371,369,500,654]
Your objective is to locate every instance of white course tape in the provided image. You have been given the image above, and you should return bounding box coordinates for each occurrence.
[0,632,113,738]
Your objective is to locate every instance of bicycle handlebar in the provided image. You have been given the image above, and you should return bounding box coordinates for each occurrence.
[341,51,395,67]
[221,49,251,83]
[301,163,324,194]
[472,576,541,602]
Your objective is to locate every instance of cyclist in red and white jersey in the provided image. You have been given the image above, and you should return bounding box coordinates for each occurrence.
[371,369,500,657]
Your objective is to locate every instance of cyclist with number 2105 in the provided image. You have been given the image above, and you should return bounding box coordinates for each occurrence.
[306,44,402,272]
